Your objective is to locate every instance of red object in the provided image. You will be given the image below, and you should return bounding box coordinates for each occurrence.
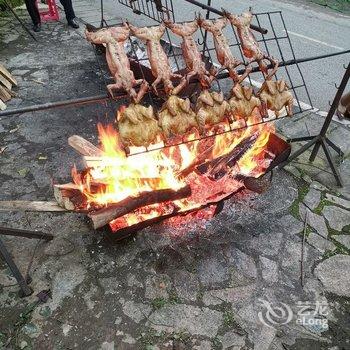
[36,0,60,22]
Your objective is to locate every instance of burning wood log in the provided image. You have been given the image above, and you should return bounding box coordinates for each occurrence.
[53,183,87,211]
[203,133,258,179]
[88,185,191,229]
[68,135,103,156]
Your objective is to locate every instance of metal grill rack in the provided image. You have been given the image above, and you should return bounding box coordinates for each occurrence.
[93,2,314,155]
[117,0,176,22]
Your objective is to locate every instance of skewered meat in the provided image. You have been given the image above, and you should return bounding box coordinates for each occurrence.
[158,95,198,137]
[196,90,231,131]
[128,23,187,95]
[223,9,278,79]
[85,24,148,103]
[117,103,160,147]
[258,80,293,117]
[164,19,215,89]
[229,84,261,121]
[197,16,251,84]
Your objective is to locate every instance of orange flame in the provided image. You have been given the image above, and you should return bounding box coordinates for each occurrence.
[71,109,275,227]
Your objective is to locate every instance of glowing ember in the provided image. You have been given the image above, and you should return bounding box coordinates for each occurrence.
[70,109,276,230]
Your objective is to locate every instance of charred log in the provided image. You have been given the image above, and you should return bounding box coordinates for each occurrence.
[88,185,191,229]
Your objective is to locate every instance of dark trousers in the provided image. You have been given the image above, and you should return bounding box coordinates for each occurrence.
[25,0,76,25]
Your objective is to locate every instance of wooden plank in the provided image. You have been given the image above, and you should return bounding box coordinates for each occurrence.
[68,135,103,156]
[0,99,6,111]
[4,86,16,98]
[0,86,11,102]
[0,64,17,86]
[0,73,12,90]
[0,200,67,212]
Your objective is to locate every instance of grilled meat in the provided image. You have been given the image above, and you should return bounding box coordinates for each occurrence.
[196,90,231,131]
[258,80,293,117]
[164,19,215,89]
[117,103,160,147]
[229,84,261,121]
[158,95,198,138]
[128,23,186,95]
[224,9,278,79]
[85,24,148,103]
[197,16,251,84]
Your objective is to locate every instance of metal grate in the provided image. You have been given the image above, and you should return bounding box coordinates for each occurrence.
[117,0,175,22]
[92,2,313,155]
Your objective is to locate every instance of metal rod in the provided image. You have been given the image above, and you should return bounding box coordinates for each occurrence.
[1,50,349,118]
[0,238,33,297]
[182,0,268,34]
[309,63,349,162]
[321,140,343,186]
[0,227,54,241]
[319,63,349,138]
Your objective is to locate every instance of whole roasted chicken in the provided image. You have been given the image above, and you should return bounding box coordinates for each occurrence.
[164,19,215,89]
[196,90,231,131]
[85,24,148,102]
[197,16,251,84]
[258,80,293,117]
[224,9,279,79]
[229,84,261,121]
[128,23,186,95]
[158,95,198,138]
[117,103,160,147]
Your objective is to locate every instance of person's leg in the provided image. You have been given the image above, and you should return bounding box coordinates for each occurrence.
[24,0,41,31]
[59,0,75,21]
[24,0,40,25]
[59,0,79,28]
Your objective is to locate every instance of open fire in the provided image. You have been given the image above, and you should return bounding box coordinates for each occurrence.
[57,12,297,235]
[55,109,283,234]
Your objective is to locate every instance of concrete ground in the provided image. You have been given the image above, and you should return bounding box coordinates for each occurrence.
[1,2,350,350]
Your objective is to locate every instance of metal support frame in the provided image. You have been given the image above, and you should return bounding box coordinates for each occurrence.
[182,0,267,34]
[0,227,54,297]
[100,0,108,27]
[0,50,348,119]
[280,63,350,187]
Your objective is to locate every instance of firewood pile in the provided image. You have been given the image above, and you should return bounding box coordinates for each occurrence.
[0,63,17,110]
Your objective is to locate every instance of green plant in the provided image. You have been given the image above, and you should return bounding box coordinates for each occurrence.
[151,297,167,310]
[223,310,235,327]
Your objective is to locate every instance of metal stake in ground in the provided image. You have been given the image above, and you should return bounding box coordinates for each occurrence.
[280,63,350,187]
[0,227,54,297]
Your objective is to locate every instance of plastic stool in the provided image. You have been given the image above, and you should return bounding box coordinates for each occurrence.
[36,0,60,22]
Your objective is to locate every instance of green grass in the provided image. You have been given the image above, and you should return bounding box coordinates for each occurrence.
[151,297,167,310]
[313,199,333,215]
[311,0,350,14]
[289,184,310,220]
[223,310,235,328]
[0,0,24,11]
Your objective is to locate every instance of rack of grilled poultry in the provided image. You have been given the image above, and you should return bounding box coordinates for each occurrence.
[85,9,294,152]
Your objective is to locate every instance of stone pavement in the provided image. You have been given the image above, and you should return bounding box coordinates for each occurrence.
[0,4,350,350]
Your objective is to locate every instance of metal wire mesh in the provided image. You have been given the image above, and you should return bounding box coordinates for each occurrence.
[117,0,175,22]
[94,1,313,155]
